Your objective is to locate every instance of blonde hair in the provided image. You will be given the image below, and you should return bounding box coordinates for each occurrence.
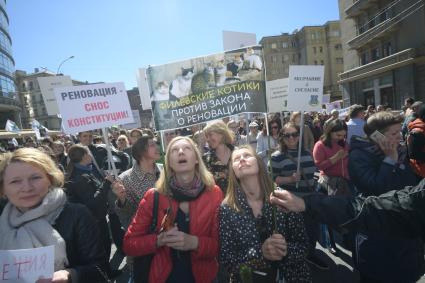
[0,148,64,193]
[155,136,215,195]
[203,120,235,145]
[224,145,274,212]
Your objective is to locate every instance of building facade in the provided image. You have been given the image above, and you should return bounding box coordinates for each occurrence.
[338,0,425,108]
[0,0,21,127]
[260,21,344,100]
[15,69,87,130]
[126,87,153,128]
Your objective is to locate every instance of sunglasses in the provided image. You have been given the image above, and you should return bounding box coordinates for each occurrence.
[282,132,300,139]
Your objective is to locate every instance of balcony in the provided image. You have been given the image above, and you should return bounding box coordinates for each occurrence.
[347,0,424,49]
[339,48,418,83]
[345,0,379,18]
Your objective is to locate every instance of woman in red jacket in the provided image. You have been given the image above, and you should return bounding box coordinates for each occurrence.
[123,136,223,283]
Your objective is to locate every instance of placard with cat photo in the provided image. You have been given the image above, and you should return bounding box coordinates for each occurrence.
[146,46,266,131]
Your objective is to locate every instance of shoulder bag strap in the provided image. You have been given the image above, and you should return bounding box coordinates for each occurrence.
[149,190,159,233]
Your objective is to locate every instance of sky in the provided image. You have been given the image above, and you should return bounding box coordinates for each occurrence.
[8,0,340,89]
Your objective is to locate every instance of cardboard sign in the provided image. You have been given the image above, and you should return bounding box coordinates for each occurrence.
[136,68,152,110]
[147,46,266,130]
[37,76,73,115]
[122,110,142,129]
[266,78,289,113]
[0,246,54,282]
[287,65,325,112]
[54,82,134,134]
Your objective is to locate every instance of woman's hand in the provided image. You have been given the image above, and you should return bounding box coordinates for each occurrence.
[378,139,398,161]
[330,149,348,164]
[270,190,306,212]
[158,226,199,251]
[111,180,126,204]
[291,172,301,183]
[261,233,287,261]
[36,270,70,283]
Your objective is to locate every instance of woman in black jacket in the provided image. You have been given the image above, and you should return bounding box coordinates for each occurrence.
[0,147,108,282]
[65,144,111,259]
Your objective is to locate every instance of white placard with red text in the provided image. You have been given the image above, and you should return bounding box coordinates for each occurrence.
[0,246,54,282]
[54,82,134,134]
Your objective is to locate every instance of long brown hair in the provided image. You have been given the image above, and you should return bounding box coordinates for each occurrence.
[278,122,300,153]
[224,145,274,212]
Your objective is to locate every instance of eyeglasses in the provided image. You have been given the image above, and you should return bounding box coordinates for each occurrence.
[282,132,300,139]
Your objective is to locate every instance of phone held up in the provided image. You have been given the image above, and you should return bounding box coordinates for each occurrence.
[370,130,387,144]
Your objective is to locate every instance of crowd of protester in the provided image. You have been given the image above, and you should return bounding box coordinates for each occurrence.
[1,98,425,283]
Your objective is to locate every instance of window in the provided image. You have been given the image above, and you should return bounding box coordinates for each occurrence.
[271,43,277,49]
[361,51,369,65]
[311,33,316,40]
[334,44,342,50]
[282,54,289,62]
[313,47,317,54]
[383,42,392,57]
[21,82,26,91]
[271,55,277,63]
[29,81,34,90]
[329,30,341,37]
[319,46,323,53]
[371,47,380,61]
[314,60,318,65]
[320,60,324,65]
[336,58,344,64]
[292,54,296,63]
[282,42,289,48]
[291,41,296,48]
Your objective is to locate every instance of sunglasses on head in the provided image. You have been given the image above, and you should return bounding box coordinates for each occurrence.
[282,132,300,139]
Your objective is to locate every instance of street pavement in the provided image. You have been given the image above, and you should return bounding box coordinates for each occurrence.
[109,243,425,283]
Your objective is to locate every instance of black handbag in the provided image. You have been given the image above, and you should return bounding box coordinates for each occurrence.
[132,190,159,283]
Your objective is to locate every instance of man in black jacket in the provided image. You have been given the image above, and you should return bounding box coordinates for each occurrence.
[270,178,425,239]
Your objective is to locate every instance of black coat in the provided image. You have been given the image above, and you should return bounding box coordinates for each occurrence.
[304,178,425,240]
[54,202,109,283]
[65,167,109,221]
[0,201,108,283]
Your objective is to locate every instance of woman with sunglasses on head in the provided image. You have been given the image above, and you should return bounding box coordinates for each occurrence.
[203,120,235,194]
[123,136,223,283]
[220,145,311,283]
[270,122,327,270]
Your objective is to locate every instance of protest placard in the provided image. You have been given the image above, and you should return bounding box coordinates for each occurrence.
[266,78,289,113]
[54,82,134,134]
[147,46,266,131]
[0,246,54,282]
[287,65,325,112]
[37,76,73,115]
[136,68,152,110]
[122,110,142,129]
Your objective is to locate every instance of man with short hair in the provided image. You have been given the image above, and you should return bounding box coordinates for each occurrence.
[227,120,247,146]
[347,104,366,144]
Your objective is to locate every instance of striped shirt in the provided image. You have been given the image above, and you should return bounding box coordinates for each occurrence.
[270,149,317,193]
